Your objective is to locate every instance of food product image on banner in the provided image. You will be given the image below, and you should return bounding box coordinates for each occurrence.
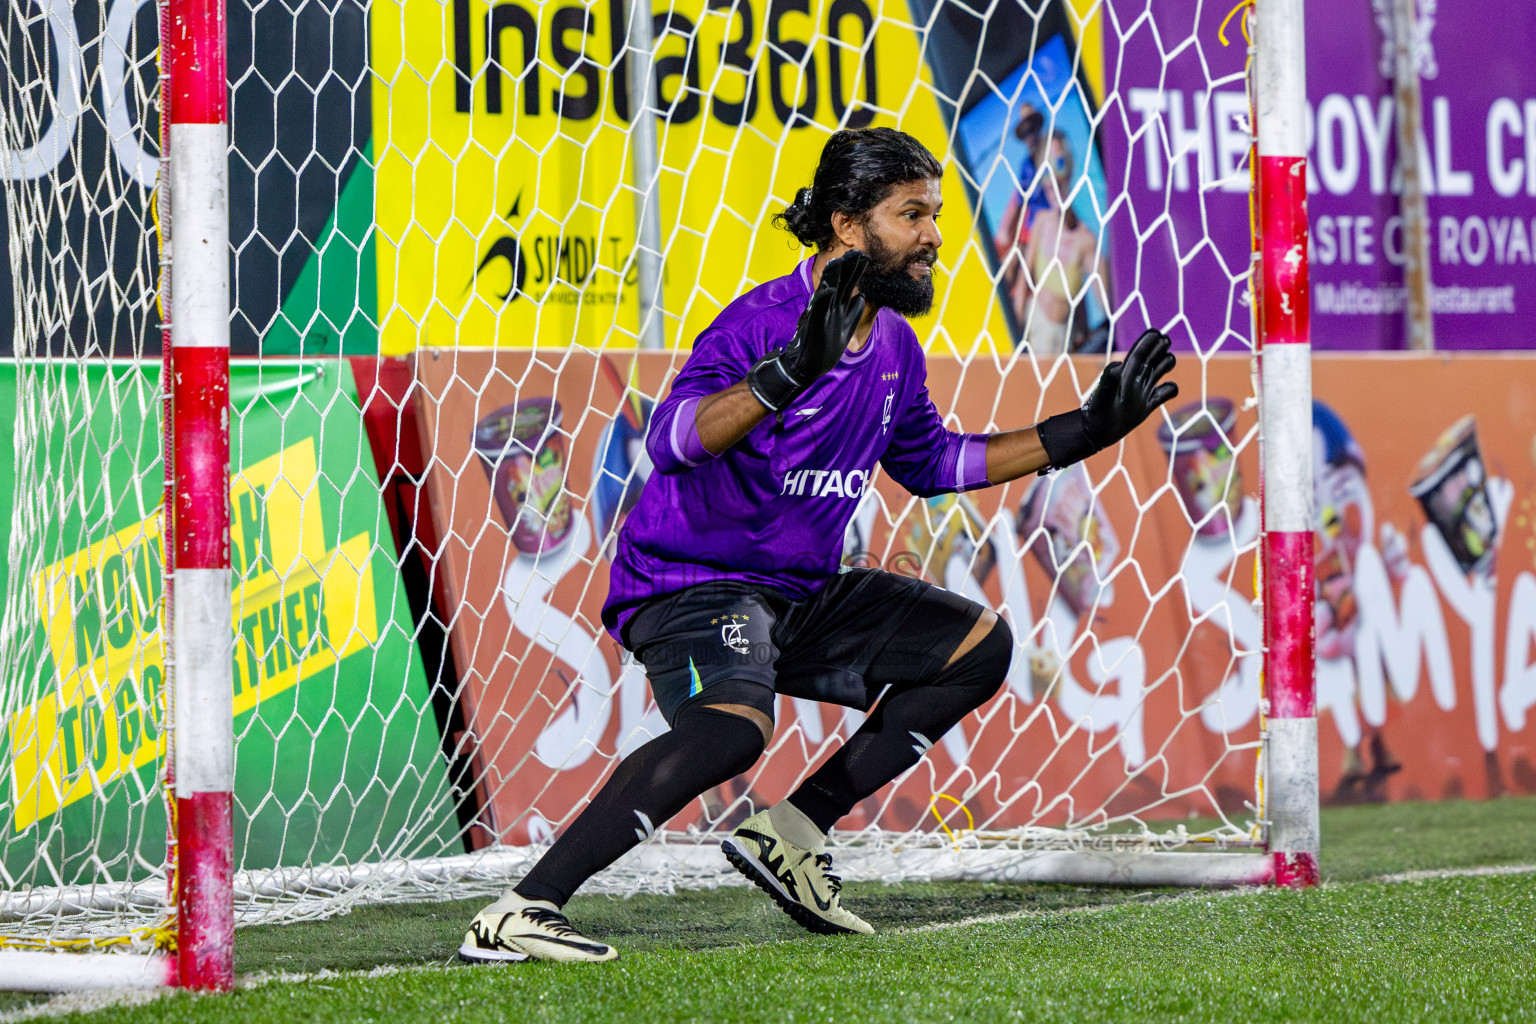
[1016,462,1119,618]
[1157,397,1243,540]
[474,398,575,555]
[898,493,998,591]
[953,33,1111,354]
[1411,415,1499,576]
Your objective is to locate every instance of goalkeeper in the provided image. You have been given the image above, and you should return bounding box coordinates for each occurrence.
[461,127,1178,964]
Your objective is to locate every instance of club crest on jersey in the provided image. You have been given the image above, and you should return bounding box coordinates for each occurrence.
[780,467,869,499]
[881,389,894,434]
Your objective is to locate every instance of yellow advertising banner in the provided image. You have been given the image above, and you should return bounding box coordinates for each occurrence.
[371,0,1015,356]
[10,439,380,831]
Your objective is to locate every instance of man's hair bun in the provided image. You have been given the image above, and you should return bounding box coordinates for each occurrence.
[777,187,820,248]
[772,128,942,252]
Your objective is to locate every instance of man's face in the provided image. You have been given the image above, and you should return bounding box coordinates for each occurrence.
[853,177,942,318]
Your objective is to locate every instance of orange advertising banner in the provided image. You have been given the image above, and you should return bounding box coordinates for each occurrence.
[415,350,1536,845]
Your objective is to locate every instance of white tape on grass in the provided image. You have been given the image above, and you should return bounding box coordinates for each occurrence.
[895,886,1261,937]
[0,987,167,1024]
[899,861,1536,937]
[1376,863,1536,883]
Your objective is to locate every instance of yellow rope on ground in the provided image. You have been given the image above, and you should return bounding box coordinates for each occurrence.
[928,794,976,847]
[0,916,175,953]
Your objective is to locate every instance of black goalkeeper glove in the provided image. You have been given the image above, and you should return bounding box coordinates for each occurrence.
[747,250,869,413]
[1036,328,1180,471]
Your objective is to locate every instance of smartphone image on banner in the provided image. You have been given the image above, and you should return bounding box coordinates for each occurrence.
[907,0,1113,353]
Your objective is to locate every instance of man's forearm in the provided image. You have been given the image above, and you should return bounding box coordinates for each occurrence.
[984,426,1050,483]
[696,380,771,455]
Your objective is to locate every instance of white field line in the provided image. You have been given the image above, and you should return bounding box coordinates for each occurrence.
[891,885,1258,936]
[5,863,1534,1022]
[895,861,1536,936]
[0,963,427,1024]
[0,988,166,1023]
[1374,863,1536,883]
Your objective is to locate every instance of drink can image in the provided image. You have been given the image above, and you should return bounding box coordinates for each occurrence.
[473,397,575,555]
[1156,397,1242,541]
[1017,462,1119,617]
[1409,415,1498,576]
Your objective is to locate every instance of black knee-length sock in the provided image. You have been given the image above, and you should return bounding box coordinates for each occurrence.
[786,617,1012,833]
[514,686,772,907]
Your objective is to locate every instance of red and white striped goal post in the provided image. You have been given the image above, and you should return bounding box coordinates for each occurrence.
[1254,0,1321,889]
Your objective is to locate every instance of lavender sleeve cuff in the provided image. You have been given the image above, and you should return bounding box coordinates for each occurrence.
[670,396,711,466]
[646,395,713,475]
[954,433,992,492]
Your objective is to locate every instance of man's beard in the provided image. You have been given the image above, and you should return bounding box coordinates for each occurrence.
[858,229,935,317]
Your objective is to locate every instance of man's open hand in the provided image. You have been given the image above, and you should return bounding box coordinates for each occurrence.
[747,251,869,413]
[1081,329,1179,449]
[1036,328,1180,471]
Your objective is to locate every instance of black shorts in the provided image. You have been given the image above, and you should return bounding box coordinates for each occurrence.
[621,569,985,725]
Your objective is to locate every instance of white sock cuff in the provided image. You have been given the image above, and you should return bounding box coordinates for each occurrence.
[767,800,827,853]
[487,890,556,914]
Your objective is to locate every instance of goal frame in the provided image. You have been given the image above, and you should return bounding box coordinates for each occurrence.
[163,0,236,987]
[0,0,1315,994]
[1252,0,1320,889]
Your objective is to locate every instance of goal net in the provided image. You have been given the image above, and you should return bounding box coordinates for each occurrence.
[0,0,1308,957]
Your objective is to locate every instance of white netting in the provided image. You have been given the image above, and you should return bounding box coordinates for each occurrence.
[0,0,1276,945]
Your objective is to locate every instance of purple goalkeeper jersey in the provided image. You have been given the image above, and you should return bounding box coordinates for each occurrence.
[602,257,990,642]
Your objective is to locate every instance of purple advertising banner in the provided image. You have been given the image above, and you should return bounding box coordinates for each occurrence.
[1098,0,1536,351]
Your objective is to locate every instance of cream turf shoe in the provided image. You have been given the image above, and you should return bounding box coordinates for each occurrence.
[722,808,874,936]
[458,892,619,964]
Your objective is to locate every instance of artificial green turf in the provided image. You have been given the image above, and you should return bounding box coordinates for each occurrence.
[0,990,48,1015]
[227,794,1536,977]
[231,880,1132,974]
[24,795,1536,1022]
[1317,794,1536,881]
[67,873,1536,1023]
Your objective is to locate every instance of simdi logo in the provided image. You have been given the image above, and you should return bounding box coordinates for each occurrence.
[471,192,638,306]
[7,439,381,831]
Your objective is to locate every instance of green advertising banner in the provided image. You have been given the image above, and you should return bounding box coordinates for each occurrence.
[0,359,458,886]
